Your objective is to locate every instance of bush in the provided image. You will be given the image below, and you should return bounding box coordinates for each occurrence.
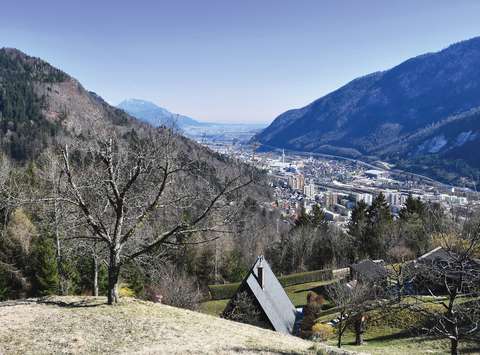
[311,323,335,341]
[300,291,325,338]
[223,291,270,329]
[119,284,135,298]
[143,263,202,310]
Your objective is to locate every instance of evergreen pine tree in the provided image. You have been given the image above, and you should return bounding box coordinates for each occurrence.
[365,193,392,259]
[195,248,215,285]
[348,201,369,259]
[399,194,425,220]
[311,204,328,230]
[31,237,59,296]
[399,195,430,256]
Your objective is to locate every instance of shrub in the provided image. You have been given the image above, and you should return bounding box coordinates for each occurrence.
[223,291,270,329]
[143,263,202,310]
[119,284,135,298]
[311,323,335,341]
[300,291,325,338]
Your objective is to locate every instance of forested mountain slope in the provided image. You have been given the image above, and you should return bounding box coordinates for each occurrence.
[255,37,480,184]
[0,48,264,186]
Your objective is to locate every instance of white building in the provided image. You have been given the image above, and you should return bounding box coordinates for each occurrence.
[355,193,373,206]
[304,182,317,199]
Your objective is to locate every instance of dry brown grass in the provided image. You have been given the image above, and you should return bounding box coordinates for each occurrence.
[0,296,327,355]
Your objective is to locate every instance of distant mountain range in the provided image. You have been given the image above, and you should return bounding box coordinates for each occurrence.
[117,99,204,128]
[255,37,480,185]
[0,48,258,175]
[117,99,268,143]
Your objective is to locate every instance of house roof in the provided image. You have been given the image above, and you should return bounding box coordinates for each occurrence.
[417,246,452,263]
[225,256,297,334]
[350,259,387,282]
[416,246,480,271]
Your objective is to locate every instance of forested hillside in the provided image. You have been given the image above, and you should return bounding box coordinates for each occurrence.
[0,48,279,306]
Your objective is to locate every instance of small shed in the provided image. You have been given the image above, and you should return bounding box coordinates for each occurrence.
[413,246,480,277]
[416,246,451,264]
[222,256,297,334]
[350,259,387,284]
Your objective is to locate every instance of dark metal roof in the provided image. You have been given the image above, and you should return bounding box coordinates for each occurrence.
[417,246,452,263]
[350,259,387,282]
[224,256,297,334]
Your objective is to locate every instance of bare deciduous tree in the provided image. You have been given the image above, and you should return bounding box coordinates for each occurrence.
[0,155,12,216]
[408,221,480,355]
[59,129,254,304]
[326,280,373,348]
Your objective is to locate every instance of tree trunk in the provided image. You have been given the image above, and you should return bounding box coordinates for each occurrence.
[93,254,99,297]
[337,315,343,348]
[448,292,459,355]
[450,325,459,355]
[54,198,66,295]
[450,338,459,355]
[354,314,365,345]
[107,248,120,305]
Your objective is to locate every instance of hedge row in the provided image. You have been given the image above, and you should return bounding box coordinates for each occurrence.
[208,268,334,300]
[278,269,333,288]
[208,282,242,300]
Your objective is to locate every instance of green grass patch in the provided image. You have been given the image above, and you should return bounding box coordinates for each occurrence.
[208,283,240,301]
[198,299,228,316]
[326,326,479,355]
[200,279,335,316]
[284,279,335,308]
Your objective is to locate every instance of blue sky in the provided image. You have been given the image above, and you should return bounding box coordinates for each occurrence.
[2,0,480,123]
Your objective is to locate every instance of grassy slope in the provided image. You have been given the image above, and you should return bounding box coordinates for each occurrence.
[0,297,321,355]
[327,327,480,355]
[200,280,334,316]
[323,299,480,355]
[201,286,480,355]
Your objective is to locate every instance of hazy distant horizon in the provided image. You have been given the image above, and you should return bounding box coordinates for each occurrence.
[2,0,480,123]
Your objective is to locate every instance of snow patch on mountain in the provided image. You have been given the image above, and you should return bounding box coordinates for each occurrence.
[454,131,478,147]
[418,135,448,153]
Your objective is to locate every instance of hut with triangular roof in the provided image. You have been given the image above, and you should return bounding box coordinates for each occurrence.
[222,256,297,334]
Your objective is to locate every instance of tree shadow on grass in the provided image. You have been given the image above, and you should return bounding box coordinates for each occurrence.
[0,299,37,307]
[229,346,305,354]
[292,284,329,296]
[37,297,107,308]
[349,330,480,354]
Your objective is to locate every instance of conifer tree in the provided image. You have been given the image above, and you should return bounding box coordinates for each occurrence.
[399,194,425,220]
[348,201,369,259]
[399,195,429,255]
[195,248,215,285]
[365,193,392,259]
[31,236,59,296]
